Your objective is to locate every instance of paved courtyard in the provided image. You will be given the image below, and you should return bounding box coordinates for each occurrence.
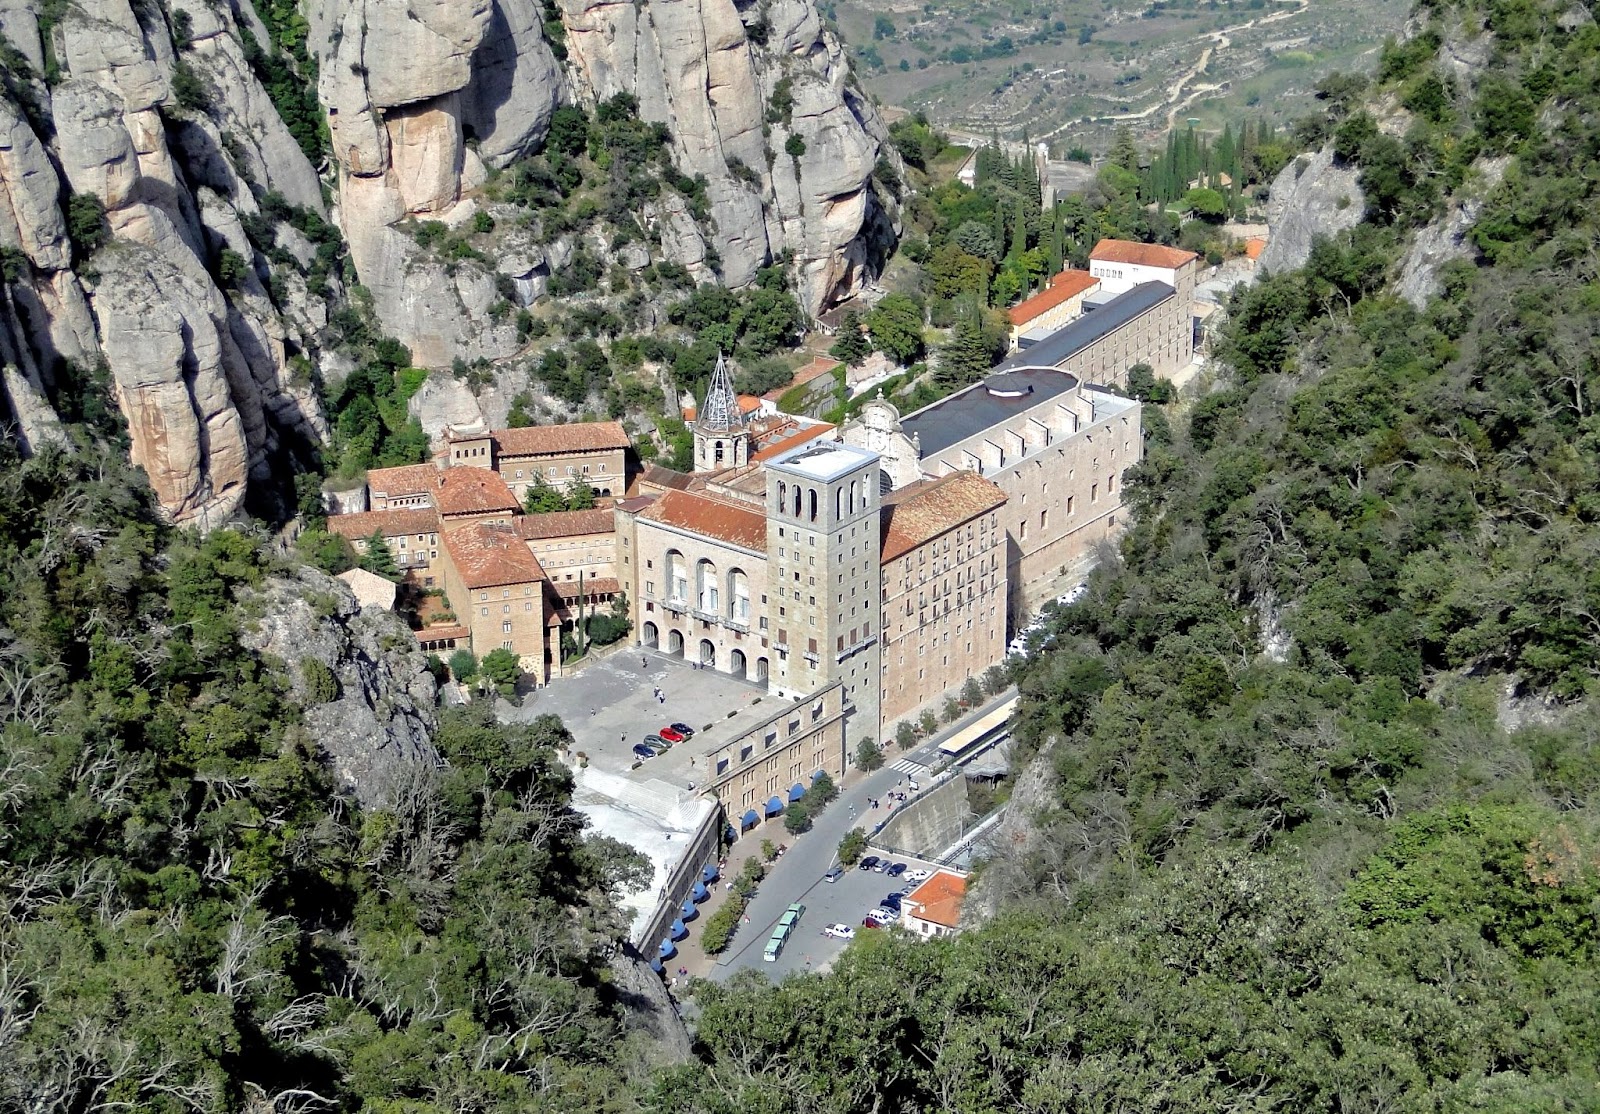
[504,648,772,790]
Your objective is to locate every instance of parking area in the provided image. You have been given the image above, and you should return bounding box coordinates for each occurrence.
[504,649,773,789]
[716,851,949,982]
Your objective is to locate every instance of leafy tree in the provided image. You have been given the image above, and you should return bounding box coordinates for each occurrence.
[829,310,871,365]
[357,530,400,578]
[296,527,355,574]
[783,799,813,834]
[448,647,478,681]
[855,737,885,770]
[810,771,838,806]
[837,828,868,866]
[866,293,926,366]
[480,647,523,695]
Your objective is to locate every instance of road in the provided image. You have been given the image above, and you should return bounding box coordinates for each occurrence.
[708,693,1015,983]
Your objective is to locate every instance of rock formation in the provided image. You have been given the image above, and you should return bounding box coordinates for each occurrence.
[1395,155,1509,308]
[1258,146,1365,275]
[239,568,441,807]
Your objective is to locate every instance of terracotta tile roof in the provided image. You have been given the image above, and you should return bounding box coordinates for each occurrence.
[366,463,442,499]
[684,395,763,421]
[513,509,615,540]
[435,467,520,517]
[639,464,696,493]
[1008,269,1100,326]
[616,494,659,513]
[1244,237,1267,261]
[1090,239,1198,270]
[762,356,842,402]
[637,489,768,552]
[902,870,966,928]
[442,522,546,589]
[880,470,1007,563]
[488,421,630,457]
[751,419,836,463]
[326,507,440,539]
[415,624,469,643]
[551,577,621,599]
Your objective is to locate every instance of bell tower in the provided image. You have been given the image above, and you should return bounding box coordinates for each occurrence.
[693,353,750,472]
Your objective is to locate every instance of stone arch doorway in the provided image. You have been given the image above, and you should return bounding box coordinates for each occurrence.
[667,629,684,656]
[642,622,659,648]
[730,649,747,678]
[698,639,716,667]
[755,656,769,683]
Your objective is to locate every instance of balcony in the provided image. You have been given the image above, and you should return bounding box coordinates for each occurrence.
[691,607,720,624]
[803,650,820,666]
[724,615,750,633]
[835,634,878,663]
[663,597,687,616]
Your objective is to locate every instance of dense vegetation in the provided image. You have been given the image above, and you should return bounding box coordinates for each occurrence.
[656,0,1600,1108]
[0,445,657,1110]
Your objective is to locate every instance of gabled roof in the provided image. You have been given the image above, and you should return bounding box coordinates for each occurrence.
[366,463,442,499]
[442,523,546,589]
[435,467,520,517]
[337,567,398,610]
[902,870,967,928]
[513,509,615,540]
[880,471,1007,562]
[638,464,697,493]
[1089,239,1198,270]
[326,507,440,539]
[1008,270,1100,326]
[637,489,768,552]
[489,421,631,457]
[750,418,836,463]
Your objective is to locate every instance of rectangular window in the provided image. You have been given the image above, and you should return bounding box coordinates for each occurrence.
[1092,483,1099,502]
[502,621,512,633]
[502,641,513,650]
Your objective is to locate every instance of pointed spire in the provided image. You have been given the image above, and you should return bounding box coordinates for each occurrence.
[698,351,744,434]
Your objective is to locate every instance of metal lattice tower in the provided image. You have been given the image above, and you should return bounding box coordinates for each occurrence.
[697,351,745,434]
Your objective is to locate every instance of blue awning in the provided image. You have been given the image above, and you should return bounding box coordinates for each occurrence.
[692,881,710,901]
[741,809,759,828]
[681,900,698,920]
[649,958,664,974]
[788,782,806,802]
[701,864,719,883]
[658,939,676,960]
[670,918,688,939]
[811,769,827,781]
[764,795,784,816]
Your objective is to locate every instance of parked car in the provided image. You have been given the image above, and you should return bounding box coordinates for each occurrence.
[669,722,696,738]
[823,865,845,883]
[822,923,855,940]
[865,907,898,924]
[903,868,932,883]
[861,915,886,929]
[658,726,686,743]
[879,894,904,912]
[631,744,657,760]
[873,858,890,873]
[858,855,880,872]
[885,862,908,878]
[642,734,671,751]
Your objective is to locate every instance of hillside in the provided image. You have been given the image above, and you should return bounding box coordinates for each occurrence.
[828,0,1409,153]
[664,0,1600,1107]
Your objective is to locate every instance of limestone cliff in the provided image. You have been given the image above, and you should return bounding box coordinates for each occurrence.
[1258,145,1365,275]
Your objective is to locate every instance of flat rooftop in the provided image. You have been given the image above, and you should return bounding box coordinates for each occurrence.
[900,367,1080,458]
[995,281,1174,374]
[766,441,878,482]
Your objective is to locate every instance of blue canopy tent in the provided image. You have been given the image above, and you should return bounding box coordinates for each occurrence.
[787,783,806,803]
[680,899,698,920]
[764,795,784,817]
[701,864,719,884]
[670,918,688,940]
[692,881,710,902]
[649,958,664,975]
[658,939,676,960]
[740,809,759,829]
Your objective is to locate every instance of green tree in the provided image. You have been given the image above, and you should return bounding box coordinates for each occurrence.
[866,294,926,365]
[357,531,400,578]
[448,648,478,681]
[523,472,569,514]
[480,647,522,695]
[855,737,885,770]
[830,310,872,365]
[837,827,869,866]
[783,800,813,834]
[810,771,838,806]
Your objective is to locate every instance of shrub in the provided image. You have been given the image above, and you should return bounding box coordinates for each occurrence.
[448,649,478,682]
[66,193,108,261]
[701,896,744,954]
[301,658,340,704]
[837,828,868,866]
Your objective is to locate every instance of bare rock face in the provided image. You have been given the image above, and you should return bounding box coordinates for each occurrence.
[558,0,894,316]
[309,0,561,368]
[1258,146,1365,275]
[1395,155,1510,308]
[239,569,441,807]
[1,0,330,526]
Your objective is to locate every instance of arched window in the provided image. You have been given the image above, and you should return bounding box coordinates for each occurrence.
[728,568,750,620]
[808,488,818,522]
[696,559,719,613]
[777,481,786,515]
[667,550,687,602]
[792,485,802,517]
[714,440,725,466]
[835,486,844,521]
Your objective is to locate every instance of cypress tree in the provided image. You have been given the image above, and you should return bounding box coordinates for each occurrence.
[1010,193,1028,261]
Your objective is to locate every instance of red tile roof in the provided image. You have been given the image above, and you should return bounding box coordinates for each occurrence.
[1244,236,1267,261]
[326,507,440,539]
[415,624,470,643]
[442,523,546,589]
[880,471,1007,563]
[638,465,696,493]
[435,467,520,517]
[1008,269,1100,326]
[366,463,442,499]
[762,356,842,402]
[903,870,966,928]
[513,509,615,540]
[1090,239,1198,270]
[750,419,836,463]
[637,489,768,552]
[488,421,630,457]
[551,577,621,599]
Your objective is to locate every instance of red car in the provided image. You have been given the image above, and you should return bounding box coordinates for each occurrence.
[861,913,889,929]
[658,726,686,743]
